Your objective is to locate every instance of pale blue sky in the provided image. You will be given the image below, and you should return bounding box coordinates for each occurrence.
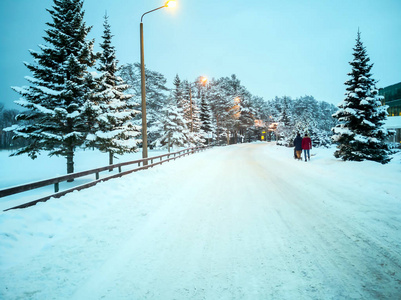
[1,0,400,110]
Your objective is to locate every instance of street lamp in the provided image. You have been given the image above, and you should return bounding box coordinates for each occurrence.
[140,0,176,165]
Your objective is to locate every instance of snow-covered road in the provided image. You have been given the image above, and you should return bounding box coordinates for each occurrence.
[1,143,400,299]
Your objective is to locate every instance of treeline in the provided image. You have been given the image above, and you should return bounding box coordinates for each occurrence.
[2,0,339,177]
[2,0,391,168]
[0,104,31,150]
[117,63,338,149]
[119,64,263,148]
[1,68,338,151]
[267,96,338,147]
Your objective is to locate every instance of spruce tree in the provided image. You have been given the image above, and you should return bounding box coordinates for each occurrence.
[214,75,246,144]
[181,80,193,129]
[199,93,213,142]
[86,15,141,166]
[237,94,256,143]
[173,75,184,108]
[189,101,205,146]
[153,98,189,150]
[276,96,294,146]
[182,81,204,146]
[208,78,232,145]
[9,0,96,176]
[332,31,391,163]
[119,63,169,146]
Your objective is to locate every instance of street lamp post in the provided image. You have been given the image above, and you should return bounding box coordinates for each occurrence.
[140,0,176,165]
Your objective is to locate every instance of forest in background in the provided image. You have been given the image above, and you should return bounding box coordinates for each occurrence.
[0,68,338,151]
[0,0,338,158]
[1,0,394,169]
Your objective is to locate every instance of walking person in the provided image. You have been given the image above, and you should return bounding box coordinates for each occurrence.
[302,133,312,162]
[293,132,303,160]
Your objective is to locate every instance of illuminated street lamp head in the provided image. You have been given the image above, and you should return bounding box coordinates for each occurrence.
[165,0,177,8]
[201,76,208,85]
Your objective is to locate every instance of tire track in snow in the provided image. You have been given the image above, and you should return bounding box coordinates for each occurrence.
[255,143,401,299]
[2,143,400,299]
[70,143,401,299]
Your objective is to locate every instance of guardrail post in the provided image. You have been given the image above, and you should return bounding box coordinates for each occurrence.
[118,166,122,173]
[54,182,59,193]
[96,172,99,180]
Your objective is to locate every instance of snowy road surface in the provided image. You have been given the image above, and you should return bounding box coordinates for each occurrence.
[1,143,400,299]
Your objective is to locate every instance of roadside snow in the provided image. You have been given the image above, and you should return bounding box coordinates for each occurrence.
[0,143,400,299]
[0,148,166,211]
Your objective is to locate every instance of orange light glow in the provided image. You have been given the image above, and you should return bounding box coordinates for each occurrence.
[200,76,208,86]
[254,120,265,127]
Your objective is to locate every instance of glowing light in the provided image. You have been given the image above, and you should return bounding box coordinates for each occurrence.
[165,0,177,8]
[255,120,265,127]
[200,76,208,86]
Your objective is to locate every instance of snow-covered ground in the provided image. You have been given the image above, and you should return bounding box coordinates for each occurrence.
[0,143,400,299]
[0,148,168,211]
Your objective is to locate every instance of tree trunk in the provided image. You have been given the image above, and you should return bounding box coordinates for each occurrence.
[216,117,219,146]
[66,147,74,182]
[168,132,171,153]
[109,151,114,172]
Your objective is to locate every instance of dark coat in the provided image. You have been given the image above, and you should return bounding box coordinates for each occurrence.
[294,136,303,150]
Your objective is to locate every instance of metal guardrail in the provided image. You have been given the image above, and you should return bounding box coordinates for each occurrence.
[1,146,210,211]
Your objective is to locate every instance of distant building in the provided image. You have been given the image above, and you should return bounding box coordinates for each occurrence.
[379,82,401,116]
[384,116,401,145]
[379,82,401,144]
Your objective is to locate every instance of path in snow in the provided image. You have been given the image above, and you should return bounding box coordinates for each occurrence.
[1,143,400,299]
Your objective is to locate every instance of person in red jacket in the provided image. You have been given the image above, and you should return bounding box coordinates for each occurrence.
[301,133,312,162]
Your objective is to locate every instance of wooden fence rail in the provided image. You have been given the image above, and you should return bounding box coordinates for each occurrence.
[1,146,210,211]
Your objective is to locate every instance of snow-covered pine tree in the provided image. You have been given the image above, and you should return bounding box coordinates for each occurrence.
[228,96,242,143]
[9,0,96,177]
[189,100,205,146]
[207,78,229,145]
[215,75,247,144]
[173,75,184,108]
[153,97,189,151]
[276,96,294,146]
[119,63,169,146]
[237,94,256,143]
[199,92,213,144]
[181,80,193,128]
[246,96,270,142]
[332,31,392,164]
[181,80,204,146]
[266,95,337,147]
[293,95,325,147]
[318,101,338,147]
[86,15,141,167]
